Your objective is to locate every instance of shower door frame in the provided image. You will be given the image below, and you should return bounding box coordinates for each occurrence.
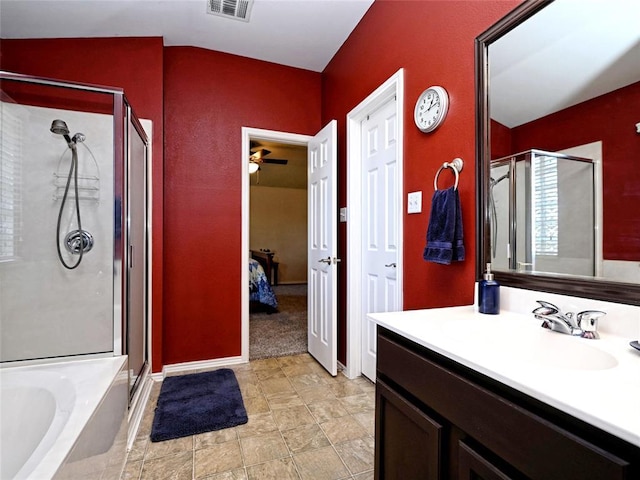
[124,104,150,401]
[0,70,131,360]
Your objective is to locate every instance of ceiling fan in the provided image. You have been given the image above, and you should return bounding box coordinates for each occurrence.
[249,148,288,165]
[249,147,288,174]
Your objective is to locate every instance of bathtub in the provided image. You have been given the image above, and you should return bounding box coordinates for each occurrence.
[0,356,128,480]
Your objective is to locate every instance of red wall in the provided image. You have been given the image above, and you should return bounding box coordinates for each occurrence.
[0,37,166,370]
[162,47,321,365]
[0,0,524,369]
[322,0,519,361]
[490,119,513,159]
[510,82,640,261]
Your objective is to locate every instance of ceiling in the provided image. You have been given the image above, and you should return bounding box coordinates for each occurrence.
[0,0,375,72]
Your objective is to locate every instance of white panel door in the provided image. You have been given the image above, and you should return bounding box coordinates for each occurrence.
[308,121,338,376]
[361,98,399,381]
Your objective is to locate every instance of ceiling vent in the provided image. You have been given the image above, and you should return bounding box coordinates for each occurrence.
[207,0,253,22]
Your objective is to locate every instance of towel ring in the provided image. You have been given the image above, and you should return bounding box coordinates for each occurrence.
[434,158,464,191]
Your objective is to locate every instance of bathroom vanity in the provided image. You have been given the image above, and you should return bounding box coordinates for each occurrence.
[370,307,640,480]
[383,0,639,476]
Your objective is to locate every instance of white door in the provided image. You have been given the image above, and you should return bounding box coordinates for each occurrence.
[361,98,400,381]
[308,120,338,376]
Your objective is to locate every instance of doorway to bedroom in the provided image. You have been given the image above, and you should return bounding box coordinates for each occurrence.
[247,137,309,360]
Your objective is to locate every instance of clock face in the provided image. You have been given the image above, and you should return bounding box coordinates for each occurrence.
[414,86,449,132]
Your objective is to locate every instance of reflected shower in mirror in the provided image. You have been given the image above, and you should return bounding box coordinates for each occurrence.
[490,149,596,277]
[476,0,640,305]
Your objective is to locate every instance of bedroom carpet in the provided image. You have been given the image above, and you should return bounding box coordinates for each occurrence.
[250,284,307,360]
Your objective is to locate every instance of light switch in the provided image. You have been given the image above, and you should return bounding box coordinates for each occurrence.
[407,191,422,214]
[340,207,347,222]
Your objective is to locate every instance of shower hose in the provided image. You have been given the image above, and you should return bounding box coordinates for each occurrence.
[56,145,84,269]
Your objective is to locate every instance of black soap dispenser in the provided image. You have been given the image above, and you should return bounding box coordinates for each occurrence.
[478,263,500,314]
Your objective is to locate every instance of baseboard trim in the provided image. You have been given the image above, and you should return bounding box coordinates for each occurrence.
[161,355,247,377]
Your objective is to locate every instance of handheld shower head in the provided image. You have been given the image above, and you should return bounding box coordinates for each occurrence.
[50,119,70,136]
[50,119,73,146]
[51,119,86,147]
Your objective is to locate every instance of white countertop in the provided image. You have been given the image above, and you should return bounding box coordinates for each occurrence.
[369,306,640,448]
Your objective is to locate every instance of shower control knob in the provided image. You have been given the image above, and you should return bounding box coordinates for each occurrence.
[64,230,94,255]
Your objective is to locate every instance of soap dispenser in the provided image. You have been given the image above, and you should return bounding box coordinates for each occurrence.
[478,263,500,314]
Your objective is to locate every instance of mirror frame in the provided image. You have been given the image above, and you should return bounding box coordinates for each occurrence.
[475,0,640,306]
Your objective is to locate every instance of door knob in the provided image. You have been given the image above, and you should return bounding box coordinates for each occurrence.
[385,262,397,268]
[318,257,332,264]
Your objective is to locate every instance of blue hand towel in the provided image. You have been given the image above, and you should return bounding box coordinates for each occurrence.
[423,186,465,264]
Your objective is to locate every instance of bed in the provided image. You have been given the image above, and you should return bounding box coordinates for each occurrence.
[249,258,278,311]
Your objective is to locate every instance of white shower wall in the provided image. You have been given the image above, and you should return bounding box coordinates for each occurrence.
[0,102,115,362]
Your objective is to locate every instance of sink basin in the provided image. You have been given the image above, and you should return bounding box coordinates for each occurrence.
[440,317,619,371]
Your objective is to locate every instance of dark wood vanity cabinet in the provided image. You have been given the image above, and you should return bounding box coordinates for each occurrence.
[457,441,513,480]
[376,379,442,479]
[375,327,640,480]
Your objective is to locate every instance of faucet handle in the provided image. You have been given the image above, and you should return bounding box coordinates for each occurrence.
[533,300,559,316]
[578,310,605,339]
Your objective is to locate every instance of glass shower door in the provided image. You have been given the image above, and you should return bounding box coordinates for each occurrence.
[125,108,148,400]
[0,79,117,362]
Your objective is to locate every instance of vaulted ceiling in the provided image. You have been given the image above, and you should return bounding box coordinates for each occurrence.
[0,0,375,72]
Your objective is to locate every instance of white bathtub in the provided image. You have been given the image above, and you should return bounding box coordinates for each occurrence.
[0,356,128,480]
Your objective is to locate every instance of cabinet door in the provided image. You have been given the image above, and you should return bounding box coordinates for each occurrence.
[375,380,442,480]
[458,441,515,480]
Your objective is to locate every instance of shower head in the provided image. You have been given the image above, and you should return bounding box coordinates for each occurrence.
[50,119,70,136]
[50,119,76,147]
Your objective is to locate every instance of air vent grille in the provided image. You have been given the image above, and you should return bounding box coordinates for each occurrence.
[207,0,253,22]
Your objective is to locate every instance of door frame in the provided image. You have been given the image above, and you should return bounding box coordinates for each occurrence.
[345,69,405,379]
[240,127,312,362]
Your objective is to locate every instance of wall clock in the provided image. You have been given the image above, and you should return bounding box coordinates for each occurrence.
[414,86,449,133]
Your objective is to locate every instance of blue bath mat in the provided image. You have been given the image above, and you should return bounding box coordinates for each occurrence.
[150,368,248,442]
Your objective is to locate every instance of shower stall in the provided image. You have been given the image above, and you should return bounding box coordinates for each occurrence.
[0,70,149,387]
[0,71,150,477]
[489,149,597,277]
[0,71,149,386]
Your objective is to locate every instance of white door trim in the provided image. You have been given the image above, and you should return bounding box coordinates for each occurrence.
[345,69,404,379]
[240,127,312,362]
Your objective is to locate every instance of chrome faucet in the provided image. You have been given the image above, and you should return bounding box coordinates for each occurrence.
[532,300,605,339]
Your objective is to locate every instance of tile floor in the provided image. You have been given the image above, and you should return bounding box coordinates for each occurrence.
[121,354,376,480]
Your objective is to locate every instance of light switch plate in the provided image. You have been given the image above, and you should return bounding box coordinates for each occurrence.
[340,207,347,222]
[408,191,422,214]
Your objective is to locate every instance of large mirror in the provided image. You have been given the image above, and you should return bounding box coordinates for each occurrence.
[476,0,640,305]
